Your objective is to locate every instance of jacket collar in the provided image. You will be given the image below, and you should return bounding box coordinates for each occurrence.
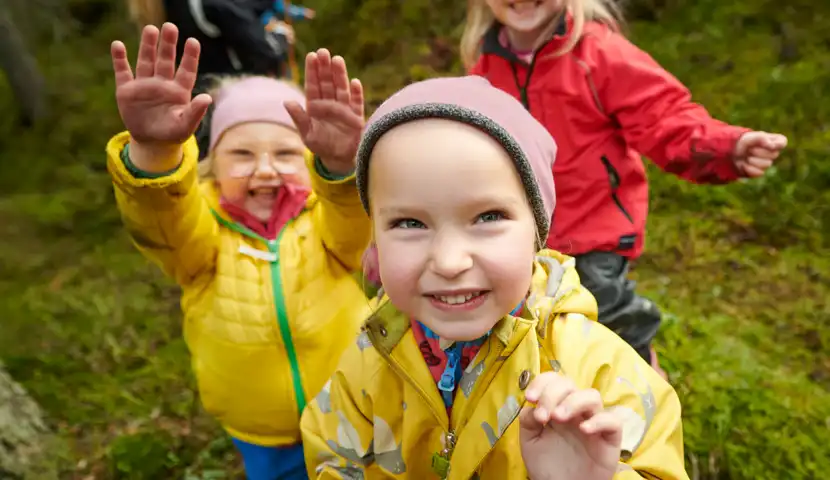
[481,13,570,63]
[199,181,311,242]
[363,298,521,357]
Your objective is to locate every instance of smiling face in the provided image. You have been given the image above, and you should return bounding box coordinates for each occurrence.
[368,119,538,342]
[211,122,310,221]
[485,0,565,51]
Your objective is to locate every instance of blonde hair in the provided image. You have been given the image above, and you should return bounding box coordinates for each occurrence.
[197,75,306,180]
[127,0,165,28]
[460,0,623,69]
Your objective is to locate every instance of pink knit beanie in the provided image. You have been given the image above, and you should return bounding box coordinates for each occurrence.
[208,77,306,151]
[356,75,557,241]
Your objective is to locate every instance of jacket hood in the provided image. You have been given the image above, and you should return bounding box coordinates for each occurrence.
[526,249,598,335]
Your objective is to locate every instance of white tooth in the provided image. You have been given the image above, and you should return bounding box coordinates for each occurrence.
[438,295,464,305]
[436,293,481,305]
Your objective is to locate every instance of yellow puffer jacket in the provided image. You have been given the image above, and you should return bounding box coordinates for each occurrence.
[106,132,372,447]
[301,250,688,479]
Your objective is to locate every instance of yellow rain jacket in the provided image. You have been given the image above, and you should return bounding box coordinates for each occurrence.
[106,132,372,446]
[301,250,688,479]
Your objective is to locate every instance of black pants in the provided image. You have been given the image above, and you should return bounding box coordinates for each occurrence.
[575,251,661,364]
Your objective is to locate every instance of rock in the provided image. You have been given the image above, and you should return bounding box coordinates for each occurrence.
[0,364,61,479]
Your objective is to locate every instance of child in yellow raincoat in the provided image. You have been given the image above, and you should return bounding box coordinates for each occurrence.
[106,23,370,479]
[300,76,689,479]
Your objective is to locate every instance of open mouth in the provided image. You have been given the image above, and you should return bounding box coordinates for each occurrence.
[427,291,490,310]
[510,0,542,12]
[248,187,278,201]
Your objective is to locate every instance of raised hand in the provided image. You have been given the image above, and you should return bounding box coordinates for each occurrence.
[520,372,622,480]
[284,49,365,176]
[111,23,212,170]
[733,131,788,178]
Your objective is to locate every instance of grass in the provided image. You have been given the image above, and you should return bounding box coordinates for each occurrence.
[0,0,828,478]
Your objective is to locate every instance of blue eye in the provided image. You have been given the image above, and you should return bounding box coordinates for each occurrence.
[392,218,426,229]
[477,211,505,223]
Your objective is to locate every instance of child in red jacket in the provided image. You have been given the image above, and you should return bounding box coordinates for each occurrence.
[463,0,787,376]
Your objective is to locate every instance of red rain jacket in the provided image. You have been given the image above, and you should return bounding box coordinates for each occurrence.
[470,21,749,258]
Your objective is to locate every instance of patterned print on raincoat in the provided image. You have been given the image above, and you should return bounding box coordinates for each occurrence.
[301,250,688,479]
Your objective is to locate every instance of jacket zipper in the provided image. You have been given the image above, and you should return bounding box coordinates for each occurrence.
[211,211,307,417]
[366,326,455,478]
[268,234,307,416]
[431,430,456,478]
[600,156,634,223]
[510,52,540,111]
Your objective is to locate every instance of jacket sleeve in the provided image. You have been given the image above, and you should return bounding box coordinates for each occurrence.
[551,315,689,480]
[308,156,372,272]
[301,339,379,479]
[106,132,219,286]
[592,31,750,184]
[201,0,284,75]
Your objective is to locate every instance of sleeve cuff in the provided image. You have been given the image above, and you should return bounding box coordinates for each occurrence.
[121,143,183,179]
[106,132,199,190]
[314,155,354,181]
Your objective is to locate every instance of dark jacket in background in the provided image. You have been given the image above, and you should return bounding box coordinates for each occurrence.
[163,0,286,91]
[162,0,287,159]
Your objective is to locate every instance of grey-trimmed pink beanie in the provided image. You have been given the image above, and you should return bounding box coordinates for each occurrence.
[355,75,557,241]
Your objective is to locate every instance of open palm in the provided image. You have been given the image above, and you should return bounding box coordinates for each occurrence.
[285,49,365,174]
[111,24,211,146]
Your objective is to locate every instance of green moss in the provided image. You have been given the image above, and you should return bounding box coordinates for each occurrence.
[0,0,827,477]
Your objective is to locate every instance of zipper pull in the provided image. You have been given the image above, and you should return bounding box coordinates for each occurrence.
[431,452,450,479]
[437,347,461,408]
[430,430,456,479]
[437,351,459,393]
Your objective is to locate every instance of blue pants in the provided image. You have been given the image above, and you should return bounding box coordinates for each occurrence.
[231,438,308,480]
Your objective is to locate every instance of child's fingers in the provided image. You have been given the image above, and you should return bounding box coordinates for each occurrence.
[530,374,575,424]
[738,160,766,178]
[745,156,773,169]
[747,146,780,160]
[580,411,623,445]
[330,56,351,106]
[174,38,201,91]
[111,41,134,88]
[315,49,335,101]
[285,101,312,138]
[185,94,213,133]
[135,25,160,78]
[155,23,179,79]
[524,372,564,402]
[519,405,545,432]
[552,388,603,423]
[304,51,321,102]
[306,100,364,131]
[349,79,364,119]
[764,133,788,150]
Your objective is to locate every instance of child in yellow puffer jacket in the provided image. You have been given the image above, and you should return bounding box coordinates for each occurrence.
[300,76,689,479]
[107,23,370,480]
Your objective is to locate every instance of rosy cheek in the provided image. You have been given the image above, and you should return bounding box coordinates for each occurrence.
[378,250,422,295]
[225,163,256,178]
[217,178,249,204]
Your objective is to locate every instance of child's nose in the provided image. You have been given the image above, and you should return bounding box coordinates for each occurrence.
[429,235,474,278]
[253,153,278,178]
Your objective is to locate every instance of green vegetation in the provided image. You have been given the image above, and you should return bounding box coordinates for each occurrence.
[0,0,827,478]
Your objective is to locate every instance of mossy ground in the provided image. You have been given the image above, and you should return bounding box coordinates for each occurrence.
[0,0,827,478]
